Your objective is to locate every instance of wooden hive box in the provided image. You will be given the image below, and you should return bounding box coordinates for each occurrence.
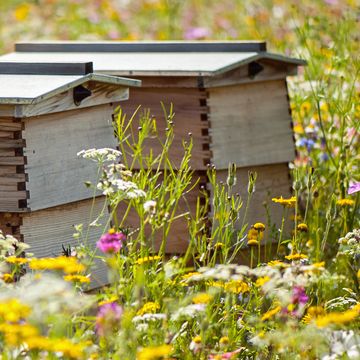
[0,61,140,286]
[0,41,305,253]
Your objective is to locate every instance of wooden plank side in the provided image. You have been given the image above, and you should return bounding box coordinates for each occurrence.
[0,106,16,117]
[203,60,292,88]
[118,88,211,170]
[213,163,292,244]
[18,84,129,118]
[208,80,295,169]
[20,197,110,288]
[23,104,118,211]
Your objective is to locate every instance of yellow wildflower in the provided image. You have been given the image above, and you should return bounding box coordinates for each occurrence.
[253,222,265,232]
[272,196,296,208]
[261,306,282,321]
[248,239,259,247]
[25,337,86,358]
[214,242,224,249]
[302,313,313,324]
[135,255,161,265]
[137,344,172,360]
[0,299,31,322]
[316,306,360,327]
[14,4,30,21]
[192,335,202,344]
[336,199,355,207]
[6,256,29,265]
[293,124,304,134]
[267,260,289,268]
[29,256,85,274]
[0,323,39,346]
[312,262,325,268]
[357,269,360,280]
[297,223,308,232]
[192,293,213,304]
[285,253,308,261]
[224,280,250,294]
[64,274,91,283]
[137,302,160,316]
[219,336,229,345]
[98,296,119,306]
[255,276,270,287]
[300,101,311,115]
[2,273,14,283]
[181,272,200,281]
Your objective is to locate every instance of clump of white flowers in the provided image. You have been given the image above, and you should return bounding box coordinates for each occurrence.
[78,148,146,200]
[77,148,122,163]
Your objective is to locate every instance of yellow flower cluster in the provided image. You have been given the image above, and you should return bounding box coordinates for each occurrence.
[0,299,31,322]
[255,276,270,287]
[137,302,160,316]
[272,196,297,208]
[6,256,29,265]
[316,304,360,328]
[285,253,308,261]
[181,272,200,281]
[336,198,355,207]
[63,274,91,283]
[135,255,161,265]
[137,344,172,360]
[302,306,325,324]
[0,322,86,358]
[223,280,250,294]
[297,223,308,232]
[267,260,289,268]
[192,293,213,304]
[261,306,282,321]
[0,323,38,346]
[29,256,85,274]
[26,337,86,359]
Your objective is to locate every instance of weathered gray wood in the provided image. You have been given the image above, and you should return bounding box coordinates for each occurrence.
[20,197,110,288]
[17,84,129,118]
[0,62,93,75]
[15,41,267,53]
[208,80,295,169]
[23,104,118,211]
[0,73,139,105]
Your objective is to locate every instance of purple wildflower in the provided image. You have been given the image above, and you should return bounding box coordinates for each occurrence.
[96,302,123,336]
[348,181,360,195]
[292,286,308,305]
[184,27,210,40]
[96,229,125,253]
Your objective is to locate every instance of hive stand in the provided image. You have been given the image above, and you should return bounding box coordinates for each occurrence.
[0,41,305,253]
[0,62,140,286]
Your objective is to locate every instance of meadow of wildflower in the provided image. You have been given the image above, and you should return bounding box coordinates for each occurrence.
[0,0,359,359]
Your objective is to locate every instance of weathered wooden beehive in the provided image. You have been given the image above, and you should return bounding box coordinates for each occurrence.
[0,61,140,285]
[0,41,305,253]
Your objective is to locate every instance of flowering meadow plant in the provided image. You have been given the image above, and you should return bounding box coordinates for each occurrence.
[0,0,359,358]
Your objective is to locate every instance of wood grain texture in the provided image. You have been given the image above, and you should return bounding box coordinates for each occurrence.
[0,117,27,212]
[20,197,110,288]
[117,87,211,170]
[213,163,293,243]
[208,80,295,169]
[203,60,293,88]
[23,104,118,211]
[17,83,129,118]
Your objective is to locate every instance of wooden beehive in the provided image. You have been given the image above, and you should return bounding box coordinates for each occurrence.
[0,61,140,286]
[0,41,305,253]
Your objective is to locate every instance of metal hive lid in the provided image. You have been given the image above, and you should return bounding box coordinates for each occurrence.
[0,41,306,77]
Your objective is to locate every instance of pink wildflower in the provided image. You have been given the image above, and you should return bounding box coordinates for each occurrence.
[348,181,360,195]
[96,229,125,253]
[96,302,123,336]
